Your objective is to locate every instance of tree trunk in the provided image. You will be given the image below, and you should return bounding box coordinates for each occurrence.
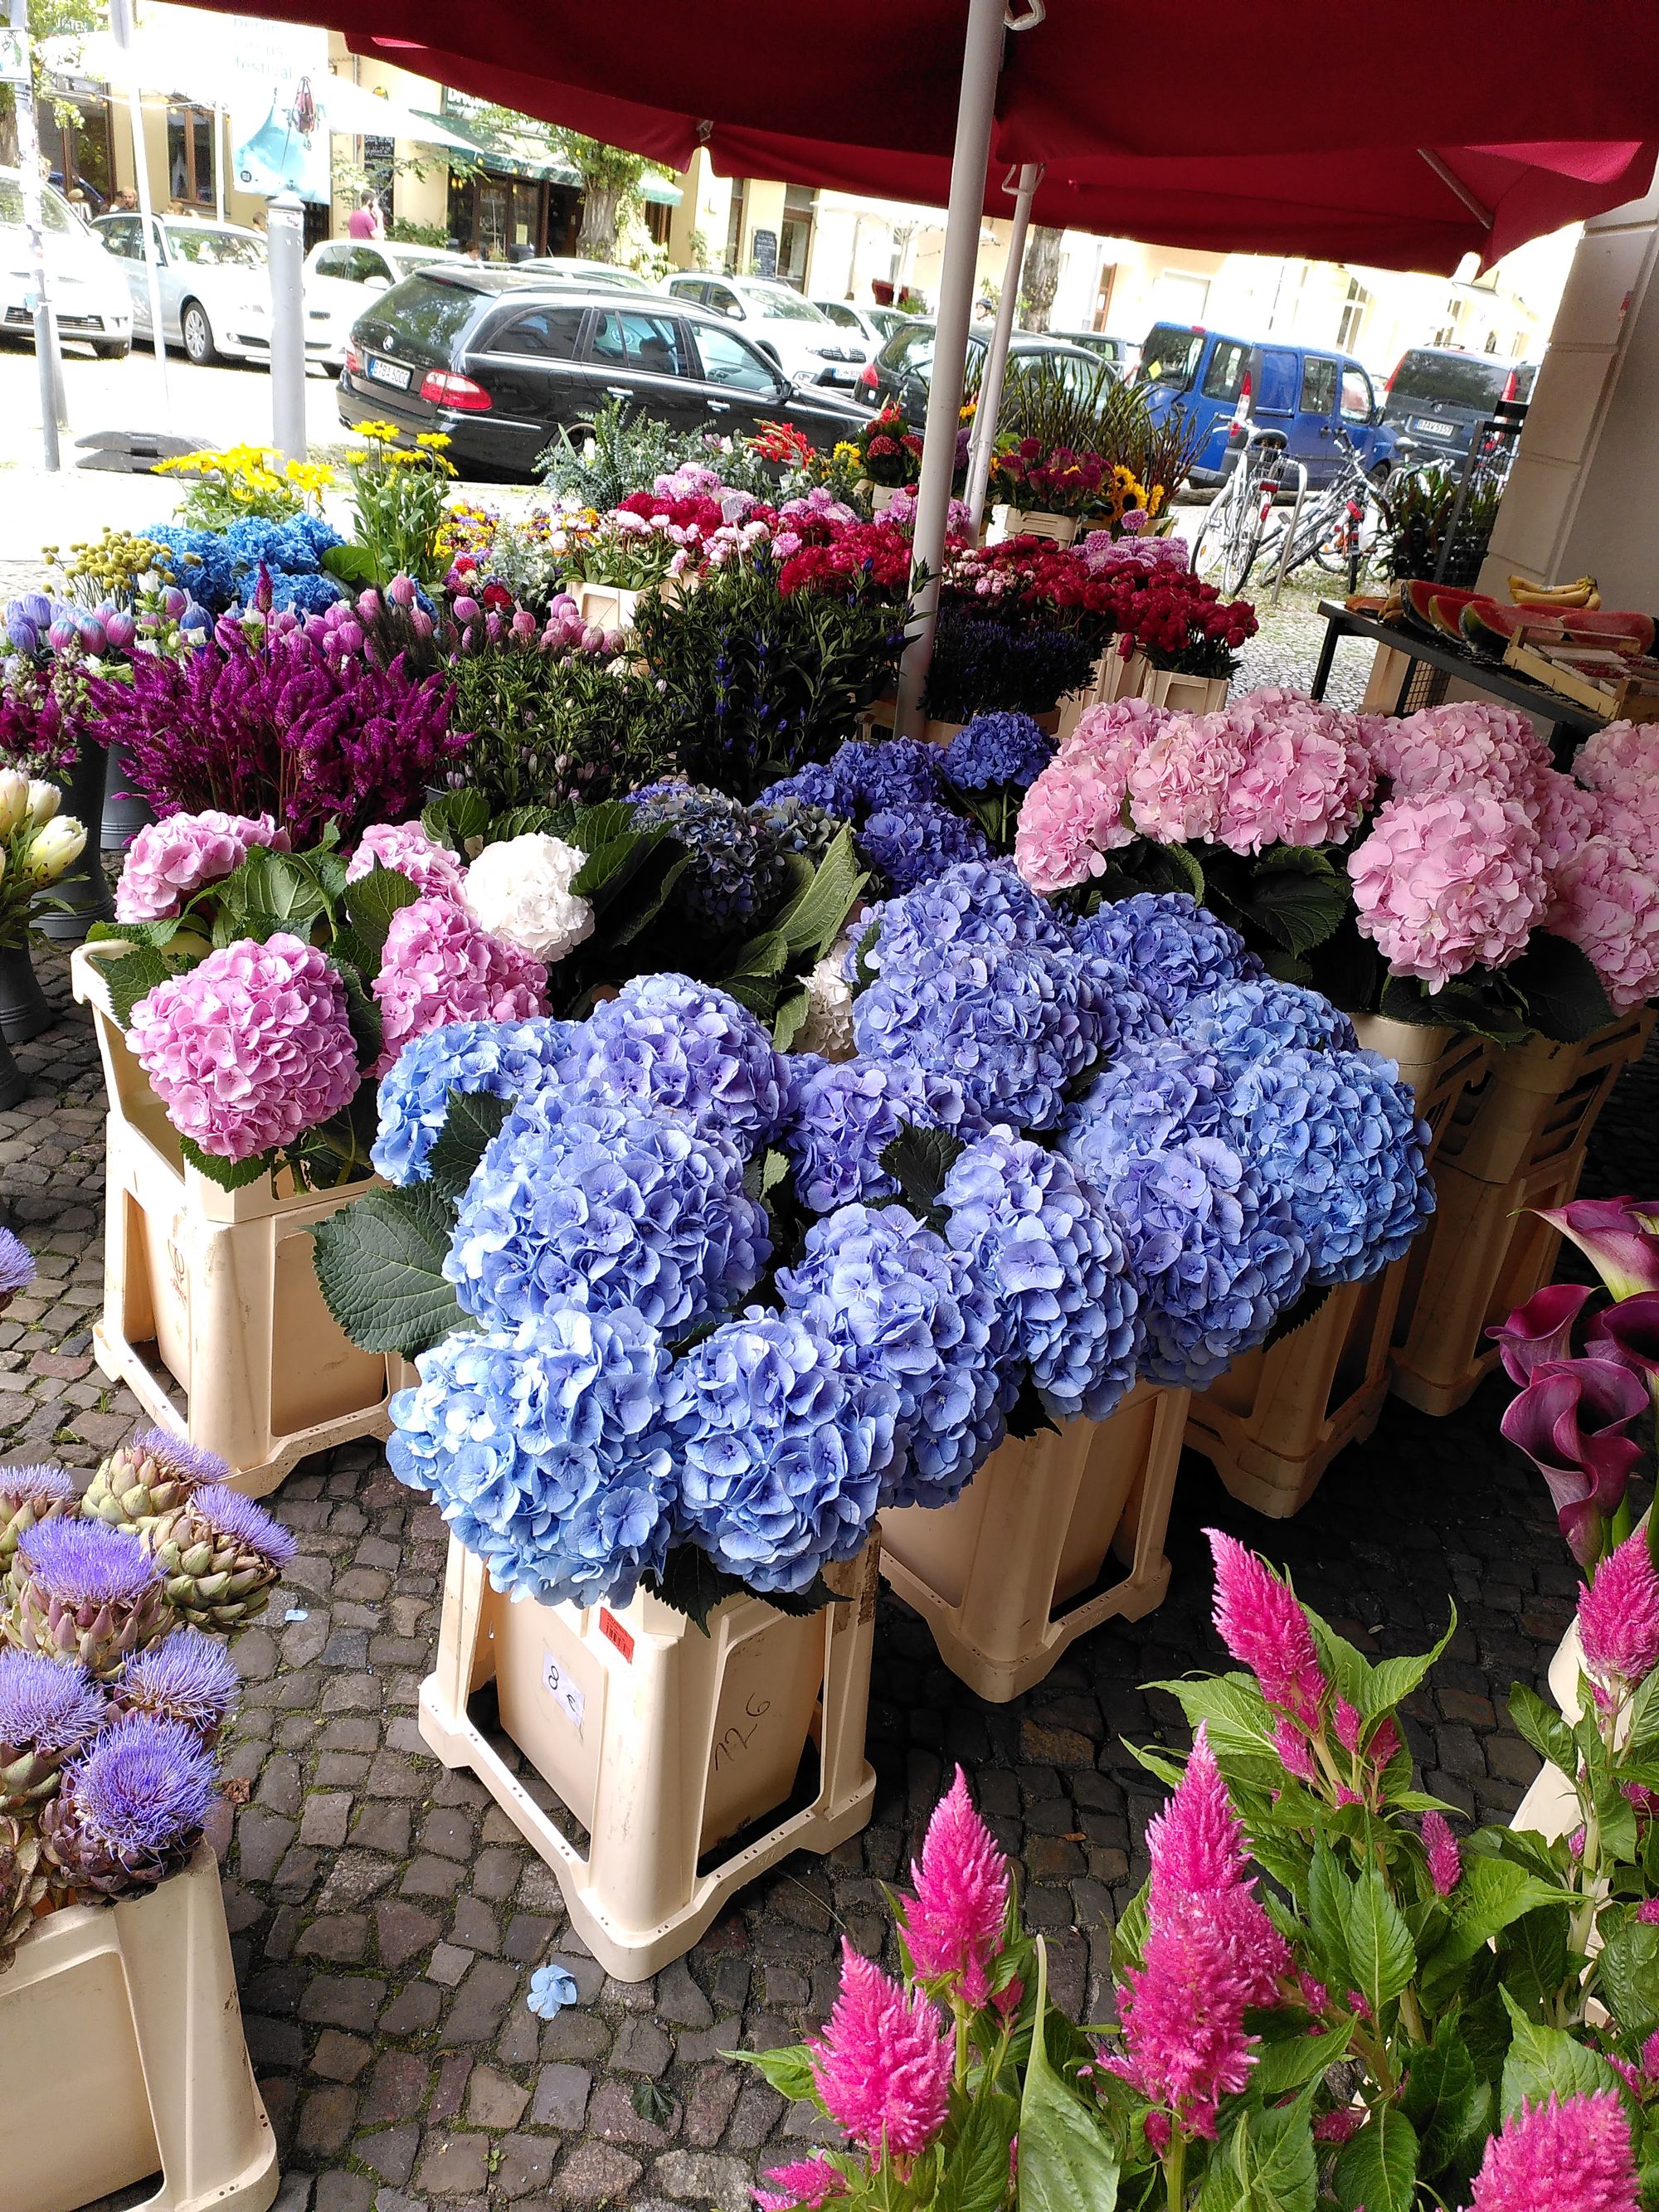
[0,91,17,169]
[576,182,625,263]
[1019,226,1063,333]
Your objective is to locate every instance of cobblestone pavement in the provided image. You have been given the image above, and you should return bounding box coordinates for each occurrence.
[12,938,1646,2212]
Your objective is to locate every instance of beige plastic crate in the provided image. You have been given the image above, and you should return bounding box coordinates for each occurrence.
[73,944,397,1498]
[1433,1009,1654,1188]
[985,505,1078,547]
[419,1534,880,1980]
[1056,647,1151,740]
[878,1384,1185,1702]
[1185,1021,1486,1516]
[1511,1759,1579,1845]
[0,1846,279,2212]
[1138,666,1229,714]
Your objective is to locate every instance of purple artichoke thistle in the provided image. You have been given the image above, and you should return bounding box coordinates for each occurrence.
[41,1714,216,1900]
[8,1519,169,1678]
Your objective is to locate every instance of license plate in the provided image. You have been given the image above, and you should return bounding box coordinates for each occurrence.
[1414,416,1453,437]
[367,355,411,390]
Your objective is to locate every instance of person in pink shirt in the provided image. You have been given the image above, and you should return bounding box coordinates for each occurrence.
[346,191,383,240]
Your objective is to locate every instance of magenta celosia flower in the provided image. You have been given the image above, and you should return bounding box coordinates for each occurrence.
[752,2156,849,2210]
[1369,1715,1401,1770]
[809,1939,952,2161]
[1126,711,1248,843]
[128,932,361,1161]
[896,1764,1009,2007]
[1546,834,1659,1012]
[115,809,289,922]
[1372,699,1550,802]
[1314,2107,1364,2145]
[372,895,547,1075]
[345,821,466,902]
[1272,1714,1318,1785]
[1205,1529,1328,1731]
[1578,1529,1659,1694]
[1422,1811,1462,1898]
[1348,789,1548,990]
[1638,1900,1659,1928]
[1108,1915,1258,2141]
[1467,2091,1638,2212]
[1146,1724,1289,2005]
[1334,1698,1363,1754]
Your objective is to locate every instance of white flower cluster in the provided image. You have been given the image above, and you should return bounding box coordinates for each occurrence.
[463,834,595,965]
[800,936,857,1062]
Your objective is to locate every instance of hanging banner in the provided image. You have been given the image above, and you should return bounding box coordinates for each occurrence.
[225,17,332,204]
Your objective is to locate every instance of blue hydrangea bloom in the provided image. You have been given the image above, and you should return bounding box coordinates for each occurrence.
[372,1018,572,1185]
[941,1130,1143,1421]
[1073,892,1264,1021]
[1060,1036,1231,1177]
[757,759,844,815]
[264,571,346,615]
[557,973,788,1157]
[388,1307,677,1608]
[764,737,942,823]
[446,1089,769,1338]
[752,795,841,863]
[664,1313,897,1594]
[778,1202,1007,1510]
[781,1054,981,1215]
[143,526,238,614]
[222,514,344,574]
[853,938,1117,1135]
[941,712,1056,792]
[1224,1048,1433,1286]
[625,780,789,933]
[855,804,991,894]
[1093,1136,1311,1388]
[1176,975,1358,1074]
[856,858,1071,975]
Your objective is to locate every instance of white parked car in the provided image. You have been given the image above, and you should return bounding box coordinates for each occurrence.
[304,237,465,369]
[90,213,332,368]
[664,272,866,387]
[810,299,907,366]
[0,172,131,357]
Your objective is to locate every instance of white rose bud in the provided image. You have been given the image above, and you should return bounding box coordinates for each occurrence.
[25,780,60,828]
[0,771,30,838]
[27,816,86,883]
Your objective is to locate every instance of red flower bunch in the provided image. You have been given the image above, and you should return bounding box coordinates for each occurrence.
[749,420,813,469]
[991,438,1110,516]
[1103,570,1258,675]
[777,518,912,596]
[853,403,923,488]
[615,490,731,537]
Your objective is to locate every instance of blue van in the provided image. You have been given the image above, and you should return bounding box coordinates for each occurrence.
[1135,323,1402,489]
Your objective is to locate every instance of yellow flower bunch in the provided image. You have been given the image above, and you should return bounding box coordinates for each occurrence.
[434,499,500,565]
[416,431,452,451]
[46,528,174,603]
[151,442,333,523]
[832,440,860,467]
[351,420,404,444]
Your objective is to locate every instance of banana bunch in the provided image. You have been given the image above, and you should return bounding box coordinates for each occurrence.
[1508,572,1602,610]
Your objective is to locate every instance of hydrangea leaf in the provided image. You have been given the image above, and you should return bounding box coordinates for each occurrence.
[771,984,810,1053]
[310,1184,469,1355]
[646,1544,844,1633]
[87,917,185,951]
[215,848,331,941]
[426,1090,512,1203]
[1240,845,1349,956]
[1261,1281,1331,1349]
[878,1125,965,1219]
[105,943,190,1030]
[342,865,421,965]
[422,787,491,852]
[488,805,564,843]
[324,953,384,1070]
[1508,931,1613,1044]
[178,1135,276,1192]
[768,824,866,960]
[320,542,377,587]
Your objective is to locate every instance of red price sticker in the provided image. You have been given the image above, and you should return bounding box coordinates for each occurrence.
[599,1609,635,1663]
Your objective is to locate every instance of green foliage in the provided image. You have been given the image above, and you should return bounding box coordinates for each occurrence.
[450,647,673,813]
[1379,463,1503,588]
[536,396,697,508]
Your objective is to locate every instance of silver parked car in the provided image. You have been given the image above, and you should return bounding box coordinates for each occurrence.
[90,213,331,367]
[304,236,465,369]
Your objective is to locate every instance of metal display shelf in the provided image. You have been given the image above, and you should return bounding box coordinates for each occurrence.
[1309,598,1604,751]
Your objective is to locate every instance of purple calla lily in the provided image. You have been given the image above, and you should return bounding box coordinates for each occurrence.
[1499,1355,1649,1570]
[1587,1291,1659,1405]
[1488,1281,1598,1385]
[1536,1197,1659,1301]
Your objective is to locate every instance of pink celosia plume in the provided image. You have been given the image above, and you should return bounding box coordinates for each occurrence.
[897,1764,1009,2008]
[752,2156,849,2210]
[1205,1529,1329,1731]
[1107,1916,1259,2141]
[1146,1723,1289,2006]
[808,1939,952,2162]
[1578,1529,1659,1694]
[1466,2090,1639,2212]
[1422,1811,1462,1898]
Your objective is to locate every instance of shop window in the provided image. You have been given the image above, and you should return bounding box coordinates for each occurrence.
[165,106,216,209]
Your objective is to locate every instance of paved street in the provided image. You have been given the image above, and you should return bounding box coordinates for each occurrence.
[5,926,1633,2212]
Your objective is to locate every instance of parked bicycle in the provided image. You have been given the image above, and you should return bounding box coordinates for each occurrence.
[1257,425,1394,586]
[1191,425,1289,596]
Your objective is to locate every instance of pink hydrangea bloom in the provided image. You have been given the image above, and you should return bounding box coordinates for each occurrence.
[1593,786,1659,873]
[897,1765,1008,2007]
[115,809,289,921]
[1546,836,1659,1012]
[1206,1529,1328,1731]
[1348,790,1547,989]
[1128,710,1248,843]
[1577,720,1658,810]
[1210,690,1374,854]
[1422,1811,1462,1898]
[1528,771,1599,871]
[809,1939,952,2161]
[128,931,359,1160]
[1374,699,1551,800]
[345,821,466,901]
[1146,1724,1289,2005]
[752,2156,849,2210]
[372,895,547,1074]
[1578,1529,1659,1693]
[1467,2090,1638,2212]
[1014,696,1165,891]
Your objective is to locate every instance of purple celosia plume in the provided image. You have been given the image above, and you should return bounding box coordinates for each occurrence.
[87,625,465,848]
[809,1937,953,2162]
[1466,2090,1638,2212]
[1421,1811,1462,1898]
[1499,1359,1648,1569]
[896,1764,1009,2007]
[1578,1530,1659,1695]
[1204,1530,1329,1732]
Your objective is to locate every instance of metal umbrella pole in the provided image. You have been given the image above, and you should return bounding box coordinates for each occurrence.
[7,0,61,469]
[110,0,171,425]
[266,191,307,464]
[964,160,1040,530]
[896,0,1046,733]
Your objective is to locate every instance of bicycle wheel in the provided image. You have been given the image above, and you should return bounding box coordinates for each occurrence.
[1216,497,1263,596]
[1190,484,1238,583]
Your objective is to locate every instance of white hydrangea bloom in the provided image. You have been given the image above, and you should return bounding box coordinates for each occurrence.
[463,834,595,965]
[800,937,856,1061]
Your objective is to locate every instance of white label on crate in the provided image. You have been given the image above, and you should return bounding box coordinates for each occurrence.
[542,1652,585,1730]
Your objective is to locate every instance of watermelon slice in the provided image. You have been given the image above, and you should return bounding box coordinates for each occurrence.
[1459,601,1566,657]
[1559,609,1657,653]
[1403,580,1477,634]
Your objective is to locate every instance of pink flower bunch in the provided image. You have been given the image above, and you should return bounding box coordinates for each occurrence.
[1547,835,1659,1011]
[1348,789,1548,990]
[1079,529,1190,575]
[1013,695,1166,892]
[1465,2089,1639,2212]
[1108,1725,1288,2142]
[114,809,289,922]
[1576,719,1657,813]
[809,1938,952,2163]
[372,894,547,1074]
[1578,1528,1659,1698]
[1206,1529,1329,1731]
[1126,709,1249,843]
[128,931,360,1161]
[1210,689,1375,854]
[753,2157,848,2211]
[345,820,466,902]
[1421,1810,1462,1898]
[896,1765,1010,2007]
[1371,699,1552,802]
